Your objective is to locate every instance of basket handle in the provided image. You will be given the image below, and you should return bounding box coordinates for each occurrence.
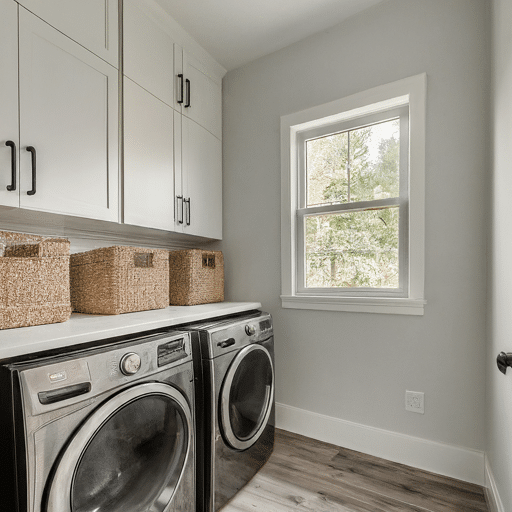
[202,253,216,269]
[134,252,154,268]
[4,242,42,258]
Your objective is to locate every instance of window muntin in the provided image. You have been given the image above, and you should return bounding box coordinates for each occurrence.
[297,107,409,296]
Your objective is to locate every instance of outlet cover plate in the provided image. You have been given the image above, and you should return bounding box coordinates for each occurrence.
[405,390,424,414]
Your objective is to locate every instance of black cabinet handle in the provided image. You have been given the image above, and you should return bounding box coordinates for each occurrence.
[177,74,184,104]
[176,195,184,224]
[497,352,512,375]
[185,79,191,108]
[5,140,16,191]
[184,197,191,225]
[26,146,36,196]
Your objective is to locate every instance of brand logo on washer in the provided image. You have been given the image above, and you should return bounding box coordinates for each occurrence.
[48,370,67,383]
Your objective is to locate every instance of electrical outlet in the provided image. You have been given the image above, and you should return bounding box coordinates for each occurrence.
[405,391,424,414]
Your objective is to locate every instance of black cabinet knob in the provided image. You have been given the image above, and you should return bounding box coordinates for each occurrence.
[497,352,512,375]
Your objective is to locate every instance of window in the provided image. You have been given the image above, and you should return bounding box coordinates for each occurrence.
[281,74,426,315]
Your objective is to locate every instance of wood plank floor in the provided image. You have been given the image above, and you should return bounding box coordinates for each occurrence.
[222,429,489,512]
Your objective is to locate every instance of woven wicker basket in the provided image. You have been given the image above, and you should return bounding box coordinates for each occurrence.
[70,246,170,315]
[169,249,224,306]
[0,232,71,330]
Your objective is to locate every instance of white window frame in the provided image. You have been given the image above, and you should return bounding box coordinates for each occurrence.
[281,74,426,315]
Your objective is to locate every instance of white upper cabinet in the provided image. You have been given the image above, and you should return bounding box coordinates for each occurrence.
[1,0,223,237]
[123,0,224,239]
[123,0,176,232]
[174,44,223,238]
[18,8,119,222]
[180,48,222,141]
[123,77,175,231]
[15,0,118,67]
[123,0,175,107]
[178,115,222,239]
[0,0,19,208]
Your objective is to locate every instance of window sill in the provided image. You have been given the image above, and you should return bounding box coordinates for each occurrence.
[280,295,426,315]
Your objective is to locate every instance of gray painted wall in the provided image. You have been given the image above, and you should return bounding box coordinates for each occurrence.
[489,0,512,508]
[221,0,489,454]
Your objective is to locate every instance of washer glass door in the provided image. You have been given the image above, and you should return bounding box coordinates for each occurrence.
[47,383,191,512]
[220,343,274,450]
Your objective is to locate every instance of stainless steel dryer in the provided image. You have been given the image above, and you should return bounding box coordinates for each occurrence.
[0,329,196,512]
[184,311,275,512]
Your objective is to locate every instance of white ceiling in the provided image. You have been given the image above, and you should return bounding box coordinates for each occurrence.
[154,0,387,71]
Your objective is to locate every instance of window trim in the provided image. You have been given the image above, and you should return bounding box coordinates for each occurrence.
[280,74,426,315]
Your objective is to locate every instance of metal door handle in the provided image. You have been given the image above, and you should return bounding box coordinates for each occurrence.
[5,140,16,191]
[184,197,191,225]
[38,382,92,405]
[217,338,235,348]
[185,79,191,108]
[177,74,184,104]
[176,195,184,224]
[26,146,36,195]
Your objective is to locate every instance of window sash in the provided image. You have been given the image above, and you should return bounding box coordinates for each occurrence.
[296,108,409,297]
[296,202,408,296]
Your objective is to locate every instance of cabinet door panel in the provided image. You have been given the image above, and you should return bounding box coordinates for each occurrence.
[123,0,174,107]
[0,0,19,207]
[174,44,184,114]
[16,0,118,67]
[183,52,222,140]
[173,110,184,232]
[182,117,222,239]
[19,9,118,222]
[124,78,175,231]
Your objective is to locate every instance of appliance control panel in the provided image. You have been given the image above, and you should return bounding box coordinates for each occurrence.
[193,311,273,359]
[157,336,188,367]
[16,330,191,416]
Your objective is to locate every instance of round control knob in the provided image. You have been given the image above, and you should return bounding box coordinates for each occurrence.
[120,352,141,375]
[245,324,256,336]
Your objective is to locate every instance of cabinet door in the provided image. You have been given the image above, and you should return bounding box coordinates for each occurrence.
[16,0,118,67]
[182,117,222,239]
[174,44,184,114]
[18,8,119,222]
[123,0,175,108]
[182,50,222,140]
[174,110,184,231]
[0,0,19,207]
[124,78,175,231]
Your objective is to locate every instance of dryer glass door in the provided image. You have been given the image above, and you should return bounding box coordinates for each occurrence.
[47,383,192,512]
[221,344,274,450]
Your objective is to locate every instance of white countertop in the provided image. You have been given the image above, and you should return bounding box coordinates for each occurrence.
[0,302,262,360]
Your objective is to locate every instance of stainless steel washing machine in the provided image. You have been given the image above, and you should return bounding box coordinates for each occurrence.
[0,329,196,512]
[184,311,275,512]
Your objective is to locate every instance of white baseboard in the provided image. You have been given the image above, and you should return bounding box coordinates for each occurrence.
[485,456,505,512]
[276,402,485,486]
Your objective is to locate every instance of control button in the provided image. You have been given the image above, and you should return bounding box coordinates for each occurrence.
[245,324,256,336]
[120,353,141,375]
